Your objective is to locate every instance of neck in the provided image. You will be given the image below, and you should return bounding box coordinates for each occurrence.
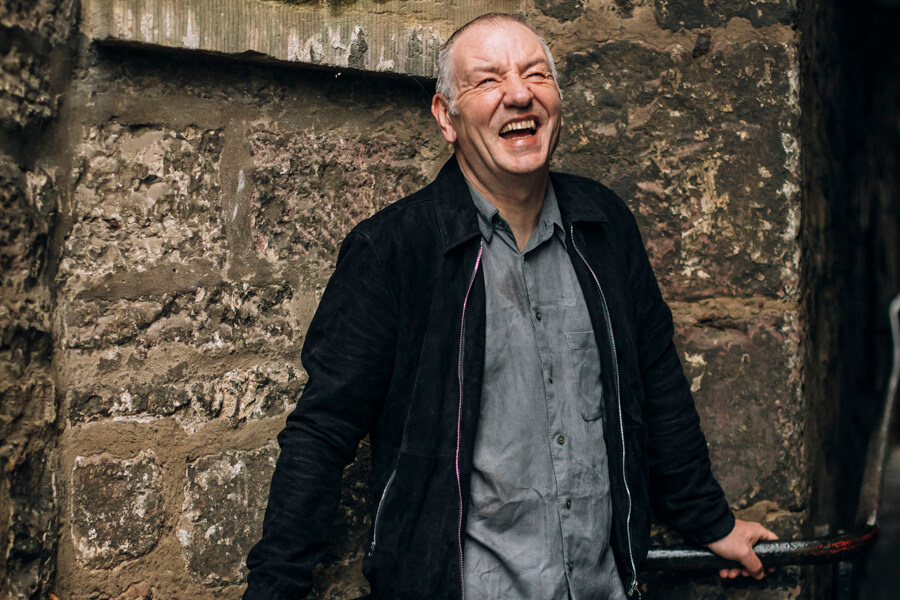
[458,158,549,251]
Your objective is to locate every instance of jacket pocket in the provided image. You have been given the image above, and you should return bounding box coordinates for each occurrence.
[565,331,604,421]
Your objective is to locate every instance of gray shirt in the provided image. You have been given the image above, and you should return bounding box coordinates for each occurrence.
[463,182,625,600]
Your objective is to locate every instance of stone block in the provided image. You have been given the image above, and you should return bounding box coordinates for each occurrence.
[248,128,429,284]
[179,443,278,585]
[66,363,304,428]
[71,451,164,568]
[672,301,804,512]
[653,0,796,31]
[535,0,587,22]
[61,274,303,355]
[60,122,225,283]
[558,40,800,300]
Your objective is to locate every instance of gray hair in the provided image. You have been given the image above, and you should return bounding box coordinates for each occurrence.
[435,13,561,115]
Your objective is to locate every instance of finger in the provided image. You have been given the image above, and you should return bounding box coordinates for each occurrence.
[739,551,765,580]
[750,523,779,542]
[752,525,779,542]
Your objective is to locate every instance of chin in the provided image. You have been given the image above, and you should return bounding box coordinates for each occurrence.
[500,155,551,175]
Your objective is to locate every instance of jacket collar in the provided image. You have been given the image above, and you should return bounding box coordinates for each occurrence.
[432,155,608,254]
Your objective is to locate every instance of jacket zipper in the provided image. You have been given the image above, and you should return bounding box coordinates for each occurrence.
[570,225,640,598]
[456,240,483,600]
[370,468,397,553]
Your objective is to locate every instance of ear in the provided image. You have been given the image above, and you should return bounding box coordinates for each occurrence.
[431,94,458,144]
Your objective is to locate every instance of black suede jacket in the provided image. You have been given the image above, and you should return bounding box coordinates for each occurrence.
[243,157,735,600]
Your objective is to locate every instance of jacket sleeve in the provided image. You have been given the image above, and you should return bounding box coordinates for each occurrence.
[244,230,398,599]
[623,207,735,546]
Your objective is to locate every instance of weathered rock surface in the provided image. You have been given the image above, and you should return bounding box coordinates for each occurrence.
[672,301,803,511]
[71,451,164,567]
[653,0,796,31]
[1,0,77,597]
[558,39,800,300]
[6,0,875,598]
[180,443,278,585]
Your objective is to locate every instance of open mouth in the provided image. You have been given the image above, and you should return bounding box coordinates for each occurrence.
[499,119,537,140]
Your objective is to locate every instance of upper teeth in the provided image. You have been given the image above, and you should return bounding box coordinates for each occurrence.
[500,119,536,134]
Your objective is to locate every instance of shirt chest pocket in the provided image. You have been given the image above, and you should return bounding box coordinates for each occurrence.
[565,331,604,421]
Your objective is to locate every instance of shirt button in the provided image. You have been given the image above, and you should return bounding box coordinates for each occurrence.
[535,310,542,321]
[567,561,574,572]
[565,499,572,509]
[548,374,553,384]
[557,435,565,445]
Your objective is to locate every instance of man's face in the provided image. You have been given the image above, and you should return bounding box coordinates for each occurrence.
[433,21,562,182]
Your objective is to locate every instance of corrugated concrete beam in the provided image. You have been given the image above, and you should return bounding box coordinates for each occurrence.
[80,0,520,77]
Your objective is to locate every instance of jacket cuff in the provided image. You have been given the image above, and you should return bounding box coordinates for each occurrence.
[681,509,736,546]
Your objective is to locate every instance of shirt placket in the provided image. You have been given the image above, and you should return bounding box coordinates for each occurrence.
[521,240,577,589]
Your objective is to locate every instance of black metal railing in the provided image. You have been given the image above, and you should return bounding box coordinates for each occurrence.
[643,293,900,586]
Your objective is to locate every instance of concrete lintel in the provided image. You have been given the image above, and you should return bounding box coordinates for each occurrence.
[81,0,521,78]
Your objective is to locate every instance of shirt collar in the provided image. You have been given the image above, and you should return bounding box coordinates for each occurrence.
[466,180,566,247]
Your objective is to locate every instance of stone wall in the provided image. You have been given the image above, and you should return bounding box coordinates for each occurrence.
[48,44,443,599]
[4,0,875,598]
[1,1,78,598]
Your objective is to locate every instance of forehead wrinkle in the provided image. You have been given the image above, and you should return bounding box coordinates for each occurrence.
[462,50,550,78]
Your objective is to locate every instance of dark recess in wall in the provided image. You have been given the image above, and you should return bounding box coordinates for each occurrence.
[799,0,900,544]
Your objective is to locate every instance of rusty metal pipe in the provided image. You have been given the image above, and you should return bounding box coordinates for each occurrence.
[643,526,880,572]
[643,292,900,573]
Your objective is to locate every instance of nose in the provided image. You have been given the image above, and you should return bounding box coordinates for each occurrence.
[501,74,533,107]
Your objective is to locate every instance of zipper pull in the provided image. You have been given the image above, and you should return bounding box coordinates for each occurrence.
[628,579,641,599]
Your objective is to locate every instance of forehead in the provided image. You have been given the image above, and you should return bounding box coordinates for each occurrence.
[451,21,548,72]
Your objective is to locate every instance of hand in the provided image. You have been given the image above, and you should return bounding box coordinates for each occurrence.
[706,519,778,580]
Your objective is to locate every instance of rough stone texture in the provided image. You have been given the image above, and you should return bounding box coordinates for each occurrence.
[111,581,153,600]
[248,128,429,279]
[653,0,796,31]
[558,38,800,300]
[180,443,278,586]
[1,0,77,598]
[0,0,77,129]
[5,0,894,598]
[61,123,227,286]
[50,44,443,600]
[71,451,164,568]
[672,301,804,518]
[66,363,304,427]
